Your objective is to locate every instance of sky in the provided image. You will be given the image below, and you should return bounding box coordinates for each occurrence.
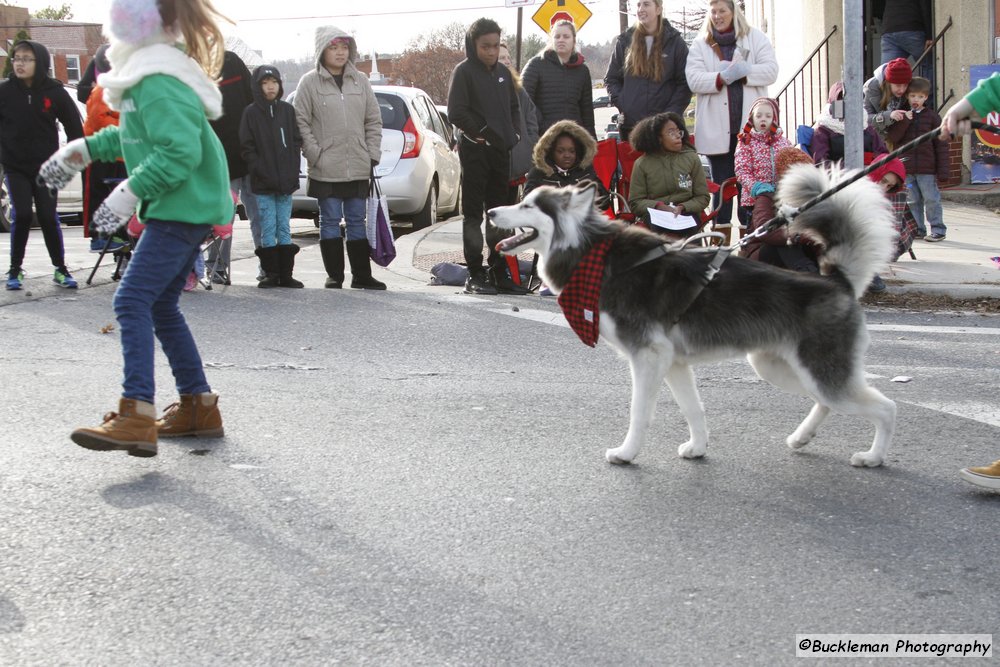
[23,0,634,61]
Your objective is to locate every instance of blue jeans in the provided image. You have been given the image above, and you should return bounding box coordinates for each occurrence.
[905,174,945,236]
[318,197,367,241]
[881,31,932,88]
[114,219,213,404]
[256,194,293,247]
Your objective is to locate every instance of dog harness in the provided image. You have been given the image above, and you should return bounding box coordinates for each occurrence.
[557,236,615,347]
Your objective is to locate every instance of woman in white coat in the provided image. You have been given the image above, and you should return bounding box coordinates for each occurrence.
[685,0,777,228]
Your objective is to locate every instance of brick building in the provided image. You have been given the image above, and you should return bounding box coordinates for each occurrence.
[0,5,104,87]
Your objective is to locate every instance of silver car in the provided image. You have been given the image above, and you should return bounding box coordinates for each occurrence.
[290,85,462,230]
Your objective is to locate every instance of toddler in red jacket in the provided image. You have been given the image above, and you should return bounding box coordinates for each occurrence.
[734,97,791,225]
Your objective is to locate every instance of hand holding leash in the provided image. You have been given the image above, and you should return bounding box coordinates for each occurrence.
[38,138,92,191]
[940,98,975,141]
[93,180,139,236]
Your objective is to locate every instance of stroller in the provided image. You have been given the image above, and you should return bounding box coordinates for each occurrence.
[85,211,234,290]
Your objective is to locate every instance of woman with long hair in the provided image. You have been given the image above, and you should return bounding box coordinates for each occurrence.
[521,20,595,138]
[685,0,778,229]
[603,0,691,142]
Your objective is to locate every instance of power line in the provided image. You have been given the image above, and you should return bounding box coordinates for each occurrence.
[236,1,619,23]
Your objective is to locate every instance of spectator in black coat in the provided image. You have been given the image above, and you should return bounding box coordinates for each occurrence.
[1,40,84,291]
[521,20,595,138]
[240,65,304,288]
[206,50,257,283]
[876,0,934,88]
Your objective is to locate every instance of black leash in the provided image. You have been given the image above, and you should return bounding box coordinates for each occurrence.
[737,121,1000,249]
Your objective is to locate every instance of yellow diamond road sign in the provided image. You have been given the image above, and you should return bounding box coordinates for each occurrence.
[532,0,592,33]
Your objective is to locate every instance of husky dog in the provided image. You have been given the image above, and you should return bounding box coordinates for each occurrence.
[488,165,897,467]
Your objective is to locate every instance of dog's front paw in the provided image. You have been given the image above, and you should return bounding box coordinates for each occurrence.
[677,440,707,459]
[786,432,814,450]
[605,447,635,465]
[850,451,884,467]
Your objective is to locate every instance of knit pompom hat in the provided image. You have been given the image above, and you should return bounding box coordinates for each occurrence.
[884,58,912,85]
[738,97,782,145]
[106,0,175,46]
[774,147,813,181]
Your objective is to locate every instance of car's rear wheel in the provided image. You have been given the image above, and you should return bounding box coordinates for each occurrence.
[412,182,437,230]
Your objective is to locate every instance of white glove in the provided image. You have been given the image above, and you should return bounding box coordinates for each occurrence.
[940,98,975,141]
[92,180,139,235]
[38,138,92,191]
[720,60,751,85]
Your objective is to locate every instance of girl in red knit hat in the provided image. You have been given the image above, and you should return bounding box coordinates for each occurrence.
[863,57,912,139]
[733,97,791,224]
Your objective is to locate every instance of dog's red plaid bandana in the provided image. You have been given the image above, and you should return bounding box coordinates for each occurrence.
[557,237,615,347]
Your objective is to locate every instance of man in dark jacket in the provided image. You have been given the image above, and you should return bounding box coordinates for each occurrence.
[239,65,304,288]
[876,0,934,89]
[0,40,84,290]
[206,51,256,283]
[447,18,525,295]
[604,15,691,141]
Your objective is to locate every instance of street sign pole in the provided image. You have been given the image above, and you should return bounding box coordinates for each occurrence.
[843,0,864,169]
[516,7,523,71]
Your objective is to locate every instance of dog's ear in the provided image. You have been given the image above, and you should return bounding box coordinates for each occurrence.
[569,182,597,213]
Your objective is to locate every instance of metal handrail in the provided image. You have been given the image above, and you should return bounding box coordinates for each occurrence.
[774,25,838,138]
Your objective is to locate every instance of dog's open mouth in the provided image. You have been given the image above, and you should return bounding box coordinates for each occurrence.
[495,227,538,254]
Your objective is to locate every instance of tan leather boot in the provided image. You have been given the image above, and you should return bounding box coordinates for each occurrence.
[71,398,158,457]
[156,393,224,438]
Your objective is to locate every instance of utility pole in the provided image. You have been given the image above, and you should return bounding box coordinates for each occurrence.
[516,7,523,70]
[619,0,628,34]
[843,0,864,169]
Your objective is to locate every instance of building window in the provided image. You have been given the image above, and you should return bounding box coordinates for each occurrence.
[66,55,80,83]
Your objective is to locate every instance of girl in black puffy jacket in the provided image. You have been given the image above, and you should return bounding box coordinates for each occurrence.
[521,20,596,138]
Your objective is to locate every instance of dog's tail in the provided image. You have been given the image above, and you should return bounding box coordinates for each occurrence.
[778,164,897,298]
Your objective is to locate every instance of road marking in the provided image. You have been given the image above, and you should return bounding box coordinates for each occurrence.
[869,324,1000,336]
[487,307,568,328]
[904,401,1000,428]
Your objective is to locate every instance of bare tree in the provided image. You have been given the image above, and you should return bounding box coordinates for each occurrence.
[32,3,73,20]
[393,44,464,104]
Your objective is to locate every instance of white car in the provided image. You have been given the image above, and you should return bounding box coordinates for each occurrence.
[290,85,462,230]
[0,83,85,233]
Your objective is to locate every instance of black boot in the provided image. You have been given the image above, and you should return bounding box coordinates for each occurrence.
[319,238,344,289]
[346,239,386,290]
[488,259,529,295]
[254,246,280,288]
[276,244,304,288]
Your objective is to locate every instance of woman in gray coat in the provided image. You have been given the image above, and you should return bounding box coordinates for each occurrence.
[294,27,385,289]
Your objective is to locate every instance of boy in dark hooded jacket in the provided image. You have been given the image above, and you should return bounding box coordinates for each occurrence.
[447,18,524,295]
[239,64,303,288]
[0,40,84,290]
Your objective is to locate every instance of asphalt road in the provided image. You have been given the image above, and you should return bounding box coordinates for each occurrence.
[1,279,998,665]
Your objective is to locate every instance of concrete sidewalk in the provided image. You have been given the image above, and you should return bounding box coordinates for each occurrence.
[2,199,997,303]
[398,199,1000,299]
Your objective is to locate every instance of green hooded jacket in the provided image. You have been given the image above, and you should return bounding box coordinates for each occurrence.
[87,73,232,226]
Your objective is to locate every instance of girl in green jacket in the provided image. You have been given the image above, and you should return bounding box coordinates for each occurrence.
[628,111,710,237]
[41,0,232,458]
[941,73,1000,491]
